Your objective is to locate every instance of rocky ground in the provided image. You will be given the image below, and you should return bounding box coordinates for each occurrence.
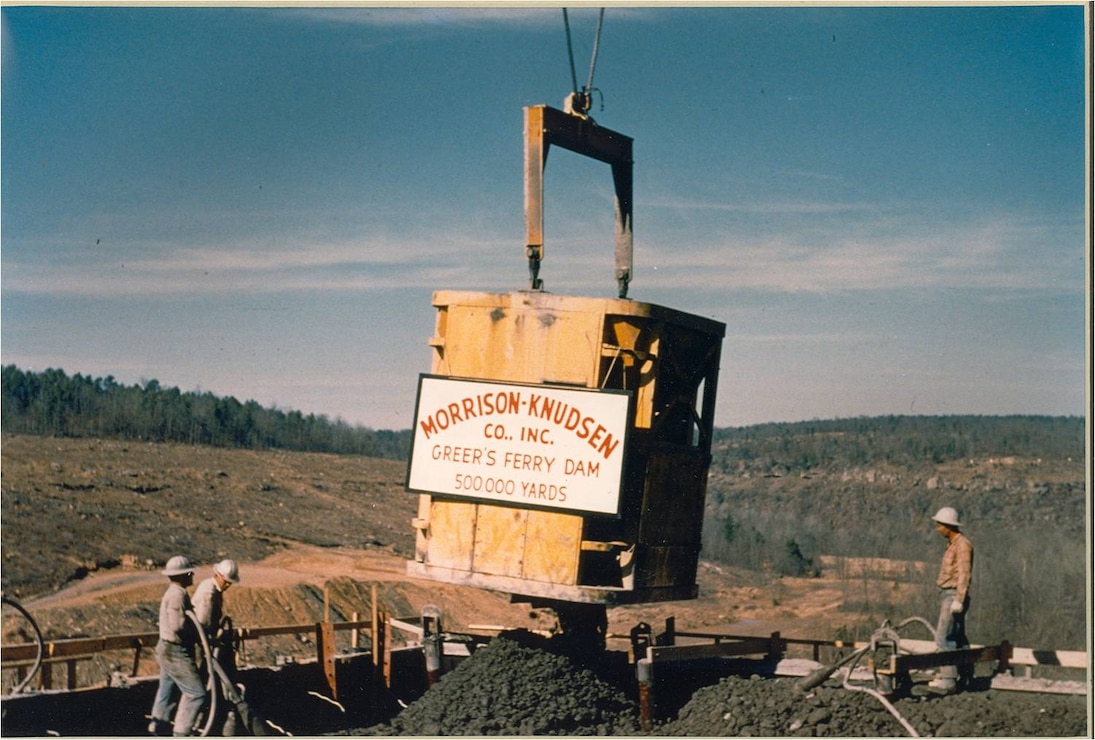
[658,674,1087,737]
[356,634,642,736]
[345,631,1088,737]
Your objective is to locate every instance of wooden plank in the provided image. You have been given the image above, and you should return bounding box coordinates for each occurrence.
[537,309,599,386]
[648,637,775,663]
[864,638,1086,669]
[316,622,337,699]
[236,622,372,640]
[2,655,94,668]
[1009,646,1088,669]
[2,632,157,662]
[883,644,1010,674]
[634,545,700,589]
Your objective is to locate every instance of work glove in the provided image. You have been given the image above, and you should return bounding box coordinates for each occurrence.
[950,599,964,614]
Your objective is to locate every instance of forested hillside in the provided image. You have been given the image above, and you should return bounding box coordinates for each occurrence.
[712,415,1082,471]
[1,365,411,459]
[701,415,1086,650]
[3,366,1081,467]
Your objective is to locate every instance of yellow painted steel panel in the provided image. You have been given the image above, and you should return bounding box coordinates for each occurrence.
[436,300,602,387]
[426,500,475,571]
[413,289,726,603]
[522,510,583,584]
[472,504,527,577]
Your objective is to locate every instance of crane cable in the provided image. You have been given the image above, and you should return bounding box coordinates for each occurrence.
[563,8,580,97]
[562,8,605,115]
[585,8,605,96]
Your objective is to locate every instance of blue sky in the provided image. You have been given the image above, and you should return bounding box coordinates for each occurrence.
[1,4,1088,431]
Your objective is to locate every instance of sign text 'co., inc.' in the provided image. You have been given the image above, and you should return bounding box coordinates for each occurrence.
[406,376,631,516]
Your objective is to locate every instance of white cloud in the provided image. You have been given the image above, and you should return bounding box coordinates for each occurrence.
[3,200,1081,299]
[644,197,874,216]
[636,208,1083,295]
[279,5,559,29]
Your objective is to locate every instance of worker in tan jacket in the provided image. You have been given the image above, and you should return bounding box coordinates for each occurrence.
[929,506,973,693]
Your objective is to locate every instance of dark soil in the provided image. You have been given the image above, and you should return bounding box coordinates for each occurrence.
[658,674,1088,737]
[345,633,1089,738]
[355,634,641,736]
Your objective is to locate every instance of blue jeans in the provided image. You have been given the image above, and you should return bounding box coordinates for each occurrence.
[935,589,969,681]
[151,640,206,736]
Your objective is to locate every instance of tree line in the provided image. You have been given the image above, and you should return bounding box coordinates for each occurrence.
[712,414,1083,473]
[1,365,411,459]
[6,365,1082,466]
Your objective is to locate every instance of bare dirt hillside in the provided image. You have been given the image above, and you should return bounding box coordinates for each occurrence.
[1,434,416,598]
[3,434,897,660]
[2,434,1090,737]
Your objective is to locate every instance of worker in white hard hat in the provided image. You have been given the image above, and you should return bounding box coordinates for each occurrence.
[193,559,240,634]
[148,555,206,736]
[928,507,974,694]
[191,559,241,734]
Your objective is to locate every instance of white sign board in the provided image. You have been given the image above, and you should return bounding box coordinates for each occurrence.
[407,376,631,516]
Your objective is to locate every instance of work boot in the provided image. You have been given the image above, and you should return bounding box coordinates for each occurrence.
[147,719,172,736]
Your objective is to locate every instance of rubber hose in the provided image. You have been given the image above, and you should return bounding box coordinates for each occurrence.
[894,616,938,642]
[2,596,44,695]
[840,649,920,738]
[797,646,869,691]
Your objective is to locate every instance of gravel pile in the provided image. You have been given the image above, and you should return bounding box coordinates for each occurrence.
[653,674,1088,737]
[348,636,1087,737]
[358,633,641,736]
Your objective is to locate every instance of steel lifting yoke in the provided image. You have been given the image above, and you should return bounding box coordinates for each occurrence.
[524,105,634,298]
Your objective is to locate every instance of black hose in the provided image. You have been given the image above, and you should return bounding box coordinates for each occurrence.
[797,645,868,691]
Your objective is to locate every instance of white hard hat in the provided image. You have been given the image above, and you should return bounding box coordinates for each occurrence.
[932,506,962,528]
[162,555,193,577]
[214,559,240,584]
